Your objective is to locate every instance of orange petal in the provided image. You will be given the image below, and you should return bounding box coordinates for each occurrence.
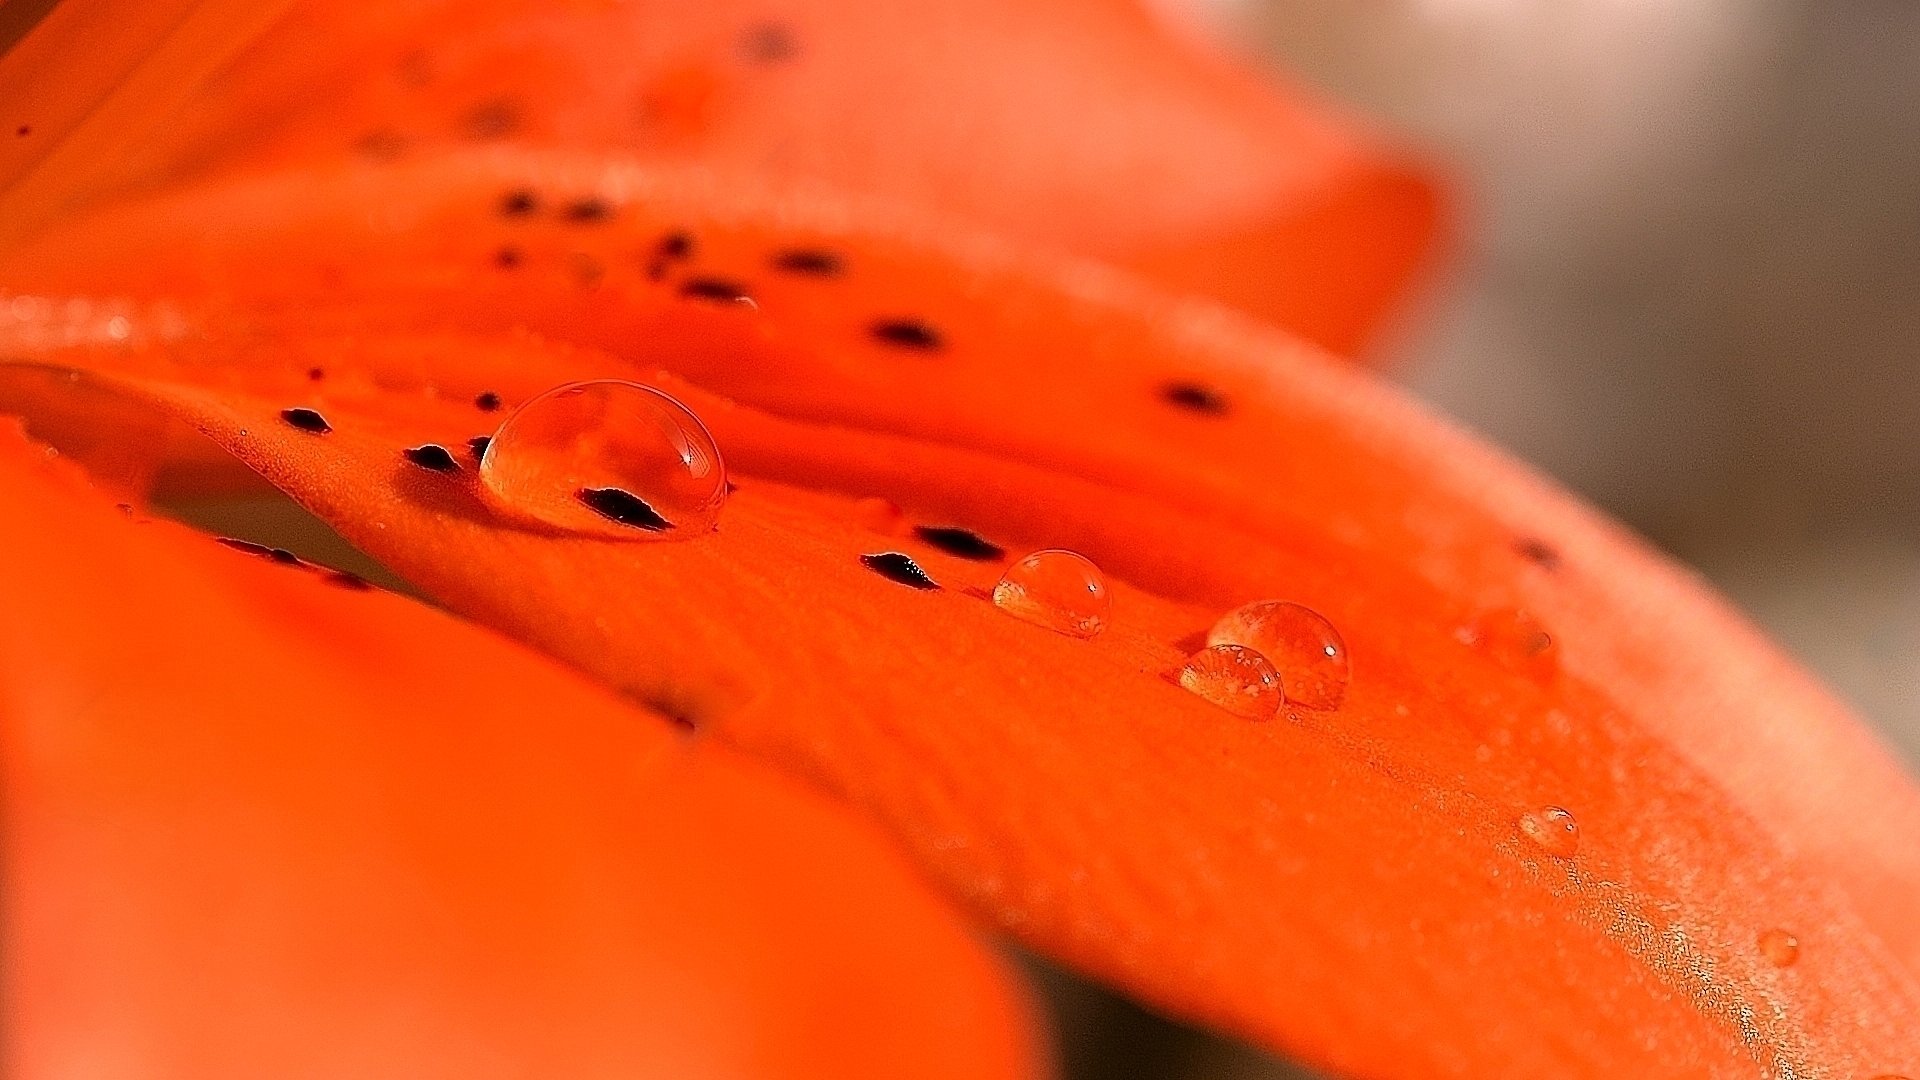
[0,422,1039,1079]
[0,0,1439,354]
[6,154,1919,1077]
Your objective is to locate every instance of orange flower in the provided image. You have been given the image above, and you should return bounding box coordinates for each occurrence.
[2,3,1916,1079]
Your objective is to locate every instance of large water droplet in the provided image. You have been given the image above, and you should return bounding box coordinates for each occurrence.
[1519,806,1580,857]
[1758,928,1800,968]
[1179,644,1283,719]
[1207,600,1349,710]
[993,549,1110,638]
[479,380,726,538]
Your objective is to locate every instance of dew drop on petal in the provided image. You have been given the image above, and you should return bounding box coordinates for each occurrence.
[478,380,726,538]
[1462,607,1558,675]
[1519,806,1580,857]
[1178,644,1283,719]
[1206,600,1349,710]
[1759,928,1800,968]
[993,549,1111,639]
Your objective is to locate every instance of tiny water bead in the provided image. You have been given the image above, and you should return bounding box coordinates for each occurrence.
[1519,806,1580,857]
[1206,600,1349,710]
[478,380,727,539]
[1178,644,1284,720]
[1759,928,1801,968]
[992,550,1110,639]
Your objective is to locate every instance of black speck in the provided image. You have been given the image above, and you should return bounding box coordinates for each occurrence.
[499,188,539,217]
[1161,381,1229,416]
[218,537,299,565]
[306,367,325,381]
[680,277,753,304]
[860,551,939,589]
[1515,537,1562,570]
[280,407,332,434]
[739,21,798,64]
[578,486,673,530]
[460,98,522,140]
[467,435,492,462]
[871,319,943,351]
[562,197,612,224]
[403,444,460,472]
[475,391,502,411]
[326,571,373,590]
[494,246,523,269]
[770,248,845,277]
[657,231,695,260]
[913,525,1004,562]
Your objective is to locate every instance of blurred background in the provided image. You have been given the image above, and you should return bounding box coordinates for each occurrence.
[1056,0,1920,1075]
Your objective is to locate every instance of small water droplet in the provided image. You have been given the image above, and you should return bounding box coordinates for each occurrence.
[1462,607,1557,675]
[1758,928,1800,968]
[1178,644,1283,719]
[854,496,905,535]
[993,550,1110,638]
[280,407,331,434]
[1519,806,1580,857]
[478,380,726,538]
[1206,600,1349,710]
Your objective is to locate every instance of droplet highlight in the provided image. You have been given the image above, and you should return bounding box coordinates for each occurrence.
[1519,806,1580,857]
[478,380,726,538]
[1206,600,1349,710]
[1178,644,1283,719]
[1758,928,1800,968]
[993,550,1110,639]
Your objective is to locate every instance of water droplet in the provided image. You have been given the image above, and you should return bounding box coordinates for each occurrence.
[1206,600,1349,710]
[1462,607,1557,675]
[854,496,906,535]
[913,525,1004,562]
[1519,806,1580,857]
[993,549,1110,638]
[1178,644,1283,719]
[1759,928,1800,968]
[478,380,726,538]
[280,407,331,434]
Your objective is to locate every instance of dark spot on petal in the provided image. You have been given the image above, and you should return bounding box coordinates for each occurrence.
[1161,381,1229,416]
[467,435,492,462]
[403,444,459,472]
[724,480,739,494]
[913,525,1005,562]
[494,246,523,269]
[657,231,695,260]
[644,258,670,281]
[499,188,539,217]
[871,319,943,351]
[15,125,30,138]
[115,502,134,517]
[217,537,300,564]
[562,197,612,224]
[578,486,672,530]
[679,277,753,304]
[475,391,502,412]
[1515,537,1562,570]
[280,407,331,434]
[569,252,606,288]
[395,50,433,89]
[739,21,798,64]
[352,129,409,161]
[460,98,522,141]
[860,551,939,589]
[306,367,325,381]
[326,571,374,591]
[770,248,845,277]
